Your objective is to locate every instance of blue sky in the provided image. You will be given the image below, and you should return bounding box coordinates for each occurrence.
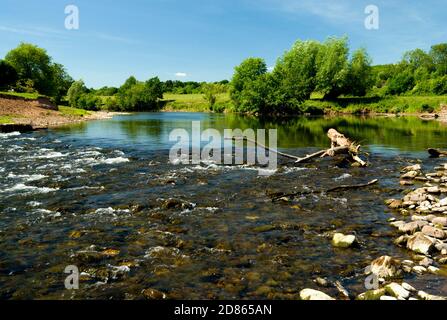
[0,0,445,88]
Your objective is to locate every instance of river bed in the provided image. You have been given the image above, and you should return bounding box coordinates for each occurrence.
[1,112,447,299]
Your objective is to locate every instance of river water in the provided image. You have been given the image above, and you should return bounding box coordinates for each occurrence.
[1,112,447,299]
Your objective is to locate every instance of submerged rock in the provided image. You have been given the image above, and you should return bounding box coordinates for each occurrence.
[299,289,335,300]
[356,288,386,300]
[142,288,168,300]
[332,233,356,248]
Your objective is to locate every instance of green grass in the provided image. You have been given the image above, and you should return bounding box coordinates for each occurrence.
[0,91,44,100]
[0,116,15,124]
[302,95,447,114]
[162,93,231,112]
[58,106,91,117]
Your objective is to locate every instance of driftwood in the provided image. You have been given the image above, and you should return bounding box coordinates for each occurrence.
[272,179,378,202]
[226,128,366,166]
[428,148,447,158]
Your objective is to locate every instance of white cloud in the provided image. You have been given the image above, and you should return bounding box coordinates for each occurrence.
[175,72,187,77]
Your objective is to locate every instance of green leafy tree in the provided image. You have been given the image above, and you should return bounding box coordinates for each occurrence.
[230,57,268,112]
[0,60,18,90]
[5,43,55,95]
[67,80,87,107]
[116,76,163,111]
[315,37,350,99]
[272,40,322,107]
[430,43,447,75]
[202,83,226,109]
[345,48,373,96]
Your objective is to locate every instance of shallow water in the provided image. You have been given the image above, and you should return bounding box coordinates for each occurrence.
[1,112,447,299]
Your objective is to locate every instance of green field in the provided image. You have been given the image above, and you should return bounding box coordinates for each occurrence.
[162,93,231,112]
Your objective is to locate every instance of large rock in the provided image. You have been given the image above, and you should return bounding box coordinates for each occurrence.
[299,289,335,300]
[356,288,386,300]
[370,256,402,279]
[385,283,410,299]
[421,225,446,239]
[332,233,356,248]
[406,232,435,255]
[418,291,447,300]
[398,221,428,234]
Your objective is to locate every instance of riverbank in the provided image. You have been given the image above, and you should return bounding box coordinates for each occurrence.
[161,93,447,116]
[0,96,123,130]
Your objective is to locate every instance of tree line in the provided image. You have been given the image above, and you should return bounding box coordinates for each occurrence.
[229,37,447,114]
[1,39,446,114]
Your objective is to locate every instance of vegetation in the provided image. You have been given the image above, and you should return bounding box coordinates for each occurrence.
[0,115,14,124]
[58,106,91,117]
[1,39,446,115]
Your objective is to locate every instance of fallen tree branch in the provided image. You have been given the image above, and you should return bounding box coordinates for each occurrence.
[271,179,378,202]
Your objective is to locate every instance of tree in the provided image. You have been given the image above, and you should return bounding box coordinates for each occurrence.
[230,57,267,111]
[51,63,74,103]
[272,40,322,107]
[202,83,226,110]
[430,43,447,75]
[116,76,163,111]
[0,60,18,90]
[67,80,87,107]
[345,48,373,96]
[5,43,55,95]
[315,37,350,99]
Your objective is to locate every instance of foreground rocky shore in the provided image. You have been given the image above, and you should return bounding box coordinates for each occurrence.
[300,159,447,300]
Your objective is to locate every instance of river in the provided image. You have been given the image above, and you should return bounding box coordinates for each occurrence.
[1,112,446,299]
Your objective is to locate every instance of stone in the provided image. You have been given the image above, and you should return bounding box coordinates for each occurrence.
[380,296,398,300]
[394,235,409,246]
[390,221,406,228]
[432,217,447,227]
[314,277,329,287]
[412,266,427,274]
[421,225,446,239]
[142,288,168,300]
[385,283,410,299]
[411,215,428,221]
[370,256,402,279]
[406,232,435,255]
[427,186,440,194]
[356,288,386,300]
[388,199,403,209]
[401,282,416,292]
[401,171,419,179]
[402,164,421,172]
[332,233,356,248]
[418,257,433,267]
[418,291,447,300]
[299,289,335,300]
[428,266,440,274]
[399,221,428,234]
[439,197,447,206]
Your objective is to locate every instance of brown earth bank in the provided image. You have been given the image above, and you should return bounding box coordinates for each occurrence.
[0,97,121,130]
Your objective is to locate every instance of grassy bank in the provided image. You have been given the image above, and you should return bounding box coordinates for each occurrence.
[0,91,44,100]
[161,93,447,114]
[162,93,231,112]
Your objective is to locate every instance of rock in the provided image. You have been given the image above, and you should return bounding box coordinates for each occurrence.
[399,221,428,234]
[418,291,447,300]
[412,266,427,274]
[402,164,421,172]
[411,215,429,221]
[380,296,398,300]
[401,171,419,179]
[428,266,440,274]
[394,235,409,246]
[401,282,416,292]
[370,256,402,279]
[400,180,414,186]
[418,257,433,267]
[432,217,447,227]
[332,233,356,248]
[406,232,435,255]
[390,221,406,228]
[388,199,403,209]
[385,283,410,299]
[427,186,440,194]
[439,197,447,207]
[313,277,329,287]
[356,288,386,300]
[299,289,335,300]
[142,288,167,300]
[421,225,446,239]
[402,260,415,267]
[435,255,447,264]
